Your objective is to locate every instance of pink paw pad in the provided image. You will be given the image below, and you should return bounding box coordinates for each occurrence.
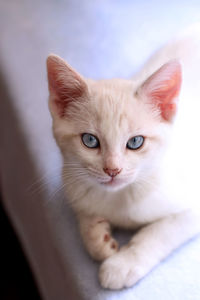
[104,233,111,242]
[111,241,117,249]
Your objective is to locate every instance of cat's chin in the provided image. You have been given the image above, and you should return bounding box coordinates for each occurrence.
[99,177,132,192]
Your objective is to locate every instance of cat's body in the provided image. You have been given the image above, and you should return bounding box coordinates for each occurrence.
[47,24,200,289]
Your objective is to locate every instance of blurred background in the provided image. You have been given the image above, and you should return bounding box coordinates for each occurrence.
[1,1,200,299]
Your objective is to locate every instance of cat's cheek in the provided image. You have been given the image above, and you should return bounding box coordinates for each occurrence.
[67,138,99,162]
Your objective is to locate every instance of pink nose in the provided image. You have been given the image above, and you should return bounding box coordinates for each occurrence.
[103,168,122,177]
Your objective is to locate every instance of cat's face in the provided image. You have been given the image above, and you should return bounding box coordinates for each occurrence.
[47,55,181,191]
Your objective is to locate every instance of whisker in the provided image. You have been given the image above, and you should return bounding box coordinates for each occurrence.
[28,173,62,197]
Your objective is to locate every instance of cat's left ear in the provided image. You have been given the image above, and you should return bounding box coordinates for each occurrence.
[137,60,182,121]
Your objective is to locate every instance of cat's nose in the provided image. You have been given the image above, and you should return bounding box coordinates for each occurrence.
[103,168,122,177]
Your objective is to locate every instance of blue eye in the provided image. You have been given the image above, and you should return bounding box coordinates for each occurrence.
[81,133,100,149]
[127,136,144,150]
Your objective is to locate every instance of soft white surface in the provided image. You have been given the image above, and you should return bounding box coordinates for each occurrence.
[1,1,200,299]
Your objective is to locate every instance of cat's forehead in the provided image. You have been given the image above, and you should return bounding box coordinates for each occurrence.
[86,79,149,126]
[88,78,135,98]
[88,79,136,115]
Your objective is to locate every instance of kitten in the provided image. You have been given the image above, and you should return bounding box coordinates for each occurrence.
[46,25,200,289]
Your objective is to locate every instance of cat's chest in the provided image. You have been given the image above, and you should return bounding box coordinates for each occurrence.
[101,190,174,228]
[74,184,182,229]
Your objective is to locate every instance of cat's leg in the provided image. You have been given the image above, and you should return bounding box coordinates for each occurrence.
[99,210,200,289]
[78,215,119,261]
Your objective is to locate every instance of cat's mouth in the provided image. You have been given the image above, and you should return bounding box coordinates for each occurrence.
[101,178,115,186]
[87,168,135,190]
[100,177,129,189]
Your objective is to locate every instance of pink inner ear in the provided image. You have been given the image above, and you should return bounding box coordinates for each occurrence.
[47,55,87,118]
[52,76,85,117]
[143,61,182,121]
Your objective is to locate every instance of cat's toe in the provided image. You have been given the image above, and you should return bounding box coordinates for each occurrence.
[99,252,144,289]
[103,233,118,250]
[102,237,119,260]
[99,260,125,289]
[89,236,118,261]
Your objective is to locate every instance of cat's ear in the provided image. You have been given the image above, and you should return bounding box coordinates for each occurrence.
[46,54,88,118]
[137,60,182,121]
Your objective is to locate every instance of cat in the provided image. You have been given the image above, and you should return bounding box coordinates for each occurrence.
[46,24,200,290]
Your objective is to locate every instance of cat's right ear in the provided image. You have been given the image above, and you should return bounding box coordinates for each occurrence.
[46,54,88,118]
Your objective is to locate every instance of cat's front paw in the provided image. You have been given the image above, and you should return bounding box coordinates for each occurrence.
[84,219,119,261]
[99,250,145,289]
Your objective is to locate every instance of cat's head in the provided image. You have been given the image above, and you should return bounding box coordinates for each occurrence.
[47,55,181,191]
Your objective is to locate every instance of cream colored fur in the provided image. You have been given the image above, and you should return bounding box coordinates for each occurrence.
[47,24,200,289]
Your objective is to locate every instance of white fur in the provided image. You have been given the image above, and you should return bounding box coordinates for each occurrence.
[47,24,200,290]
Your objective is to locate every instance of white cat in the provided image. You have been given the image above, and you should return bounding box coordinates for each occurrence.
[46,24,200,289]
